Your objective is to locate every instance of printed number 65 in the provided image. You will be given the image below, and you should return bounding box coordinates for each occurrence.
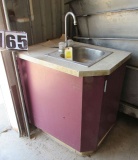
[6,35,27,49]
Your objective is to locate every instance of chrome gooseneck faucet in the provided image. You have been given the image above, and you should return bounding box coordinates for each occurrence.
[65,12,77,47]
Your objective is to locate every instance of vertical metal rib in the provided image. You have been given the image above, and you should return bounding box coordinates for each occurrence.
[12,52,30,137]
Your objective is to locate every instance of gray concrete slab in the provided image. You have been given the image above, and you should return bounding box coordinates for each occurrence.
[0,114,138,160]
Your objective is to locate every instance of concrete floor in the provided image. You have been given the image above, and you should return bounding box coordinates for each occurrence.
[0,100,138,160]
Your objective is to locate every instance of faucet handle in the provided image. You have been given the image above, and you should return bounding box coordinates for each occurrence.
[67,39,74,47]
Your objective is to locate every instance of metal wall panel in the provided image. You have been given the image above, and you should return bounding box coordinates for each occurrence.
[76,10,138,38]
[31,0,63,44]
[51,0,62,39]
[77,17,89,37]
[6,0,33,45]
[121,68,138,106]
[90,39,138,67]
[71,0,138,15]
[6,0,63,45]
[0,3,6,29]
[70,0,138,39]
[31,0,43,44]
[39,0,53,41]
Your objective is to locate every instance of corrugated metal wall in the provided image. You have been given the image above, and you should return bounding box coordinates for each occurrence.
[70,0,138,116]
[6,0,64,45]
[0,2,6,29]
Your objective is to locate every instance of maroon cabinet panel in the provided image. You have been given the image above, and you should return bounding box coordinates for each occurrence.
[18,58,126,152]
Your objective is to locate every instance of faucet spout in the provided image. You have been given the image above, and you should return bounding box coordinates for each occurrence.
[65,12,77,47]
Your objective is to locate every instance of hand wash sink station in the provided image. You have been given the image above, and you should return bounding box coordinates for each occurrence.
[16,12,131,155]
[17,37,131,155]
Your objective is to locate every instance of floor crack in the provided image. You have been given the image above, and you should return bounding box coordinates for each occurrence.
[0,128,12,135]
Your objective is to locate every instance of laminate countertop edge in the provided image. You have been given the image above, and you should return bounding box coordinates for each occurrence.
[16,39,131,77]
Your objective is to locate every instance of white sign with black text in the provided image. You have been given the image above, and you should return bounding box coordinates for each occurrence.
[0,31,28,50]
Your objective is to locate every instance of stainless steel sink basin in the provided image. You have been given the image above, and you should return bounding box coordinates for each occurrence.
[45,46,112,67]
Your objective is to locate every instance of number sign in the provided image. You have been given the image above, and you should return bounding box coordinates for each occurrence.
[5,31,28,50]
[0,31,28,51]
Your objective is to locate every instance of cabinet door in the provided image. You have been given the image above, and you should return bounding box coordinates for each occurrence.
[98,64,126,142]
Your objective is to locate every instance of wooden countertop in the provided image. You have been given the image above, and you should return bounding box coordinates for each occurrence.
[17,36,131,77]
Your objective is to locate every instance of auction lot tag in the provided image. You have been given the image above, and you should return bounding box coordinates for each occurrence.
[0,31,5,48]
[5,31,28,50]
